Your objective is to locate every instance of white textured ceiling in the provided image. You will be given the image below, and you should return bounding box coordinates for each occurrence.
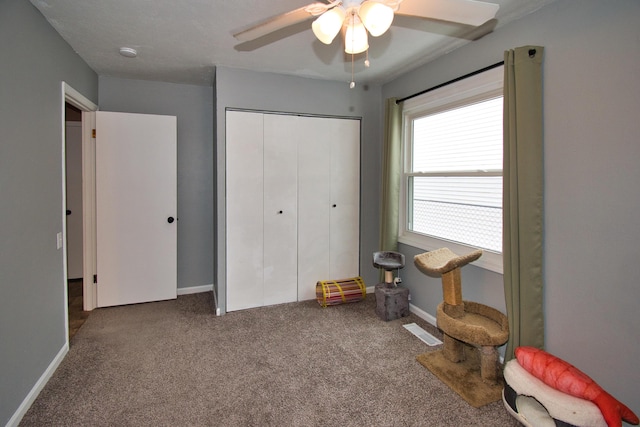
[30,0,556,86]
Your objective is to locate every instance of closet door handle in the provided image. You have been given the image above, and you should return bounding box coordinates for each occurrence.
[332,204,337,208]
[277,210,283,214]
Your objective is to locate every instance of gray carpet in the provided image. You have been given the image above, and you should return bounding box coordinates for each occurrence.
[21,293,518,426]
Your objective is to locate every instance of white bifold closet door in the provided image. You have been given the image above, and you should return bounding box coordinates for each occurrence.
[226,111,264,311]
[226,111,360,311]
[297,116,360,301]
[263,115,298,306]
[226,112,298,311]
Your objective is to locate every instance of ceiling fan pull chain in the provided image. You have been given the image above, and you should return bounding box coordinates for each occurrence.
[350,51,356,89]
[349,10,356,89]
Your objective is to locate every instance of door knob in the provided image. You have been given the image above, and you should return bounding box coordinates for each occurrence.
[66,210,72,215]
[332,204,337,208]
[277,210,283,214]
[167,216,175,223]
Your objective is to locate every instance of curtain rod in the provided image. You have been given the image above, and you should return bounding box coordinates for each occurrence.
[395,60,504,104]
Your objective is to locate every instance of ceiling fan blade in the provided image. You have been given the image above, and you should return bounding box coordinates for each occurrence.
[395,0,499,27]
[232,3,331,42]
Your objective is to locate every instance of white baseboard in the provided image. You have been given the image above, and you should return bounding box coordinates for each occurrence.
[177,284,214,295]
[7,343,68,427]
[409,303,437,326]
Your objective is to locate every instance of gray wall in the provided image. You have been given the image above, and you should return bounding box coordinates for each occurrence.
[0,0,98,424]
[5,0,639,422]
[383,0,640,416]
[215,67,383,313]
[99,77,214,290]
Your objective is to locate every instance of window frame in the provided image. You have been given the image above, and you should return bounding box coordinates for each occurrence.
[399,66,504,274]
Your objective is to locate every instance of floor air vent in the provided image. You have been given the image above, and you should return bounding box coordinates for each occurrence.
[403,323,443,346]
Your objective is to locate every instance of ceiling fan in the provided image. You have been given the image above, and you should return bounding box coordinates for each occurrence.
[233,0,500,87]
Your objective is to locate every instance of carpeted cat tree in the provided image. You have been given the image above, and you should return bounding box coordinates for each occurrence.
[414,247,509,408]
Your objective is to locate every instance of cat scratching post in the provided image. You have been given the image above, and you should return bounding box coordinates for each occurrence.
[414,248,509,385]
[373,251,408,321]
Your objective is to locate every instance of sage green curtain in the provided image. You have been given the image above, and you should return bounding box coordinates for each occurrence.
[503,46,545,360]
[379,98,403,253]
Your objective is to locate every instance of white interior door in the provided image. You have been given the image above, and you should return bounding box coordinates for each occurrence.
[263,114,298,306]
[226,111,264,311]
[297,116,332,300]
[96,111,177,307]
[298,116,360,300]
[227,111,360,307]
[330,118,361,279]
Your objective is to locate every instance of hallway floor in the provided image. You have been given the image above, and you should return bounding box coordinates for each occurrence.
[68,279,90,340]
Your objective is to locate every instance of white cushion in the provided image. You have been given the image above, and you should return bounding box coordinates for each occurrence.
[503,359,607,427]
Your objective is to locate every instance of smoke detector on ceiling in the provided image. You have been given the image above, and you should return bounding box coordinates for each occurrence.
[119,47,137,58]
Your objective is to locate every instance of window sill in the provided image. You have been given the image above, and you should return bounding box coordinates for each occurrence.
[398,232,503,275]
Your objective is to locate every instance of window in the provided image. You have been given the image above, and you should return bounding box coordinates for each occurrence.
[400,66,504,273]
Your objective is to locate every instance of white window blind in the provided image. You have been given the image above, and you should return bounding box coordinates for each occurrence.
[400,65,504,272]
[412,98,503,173]
[409,97,503,252]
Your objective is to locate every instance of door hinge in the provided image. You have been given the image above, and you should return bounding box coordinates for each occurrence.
[92,129,96,138]
[93,274,97,284]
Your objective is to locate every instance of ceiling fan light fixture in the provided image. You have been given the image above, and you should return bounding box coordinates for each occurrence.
[311,7,346,44]
[344,16,369,54]
[358,1,394,37]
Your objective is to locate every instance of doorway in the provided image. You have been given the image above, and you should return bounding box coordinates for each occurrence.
[62,82,98,344]
[65,103,89,339]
